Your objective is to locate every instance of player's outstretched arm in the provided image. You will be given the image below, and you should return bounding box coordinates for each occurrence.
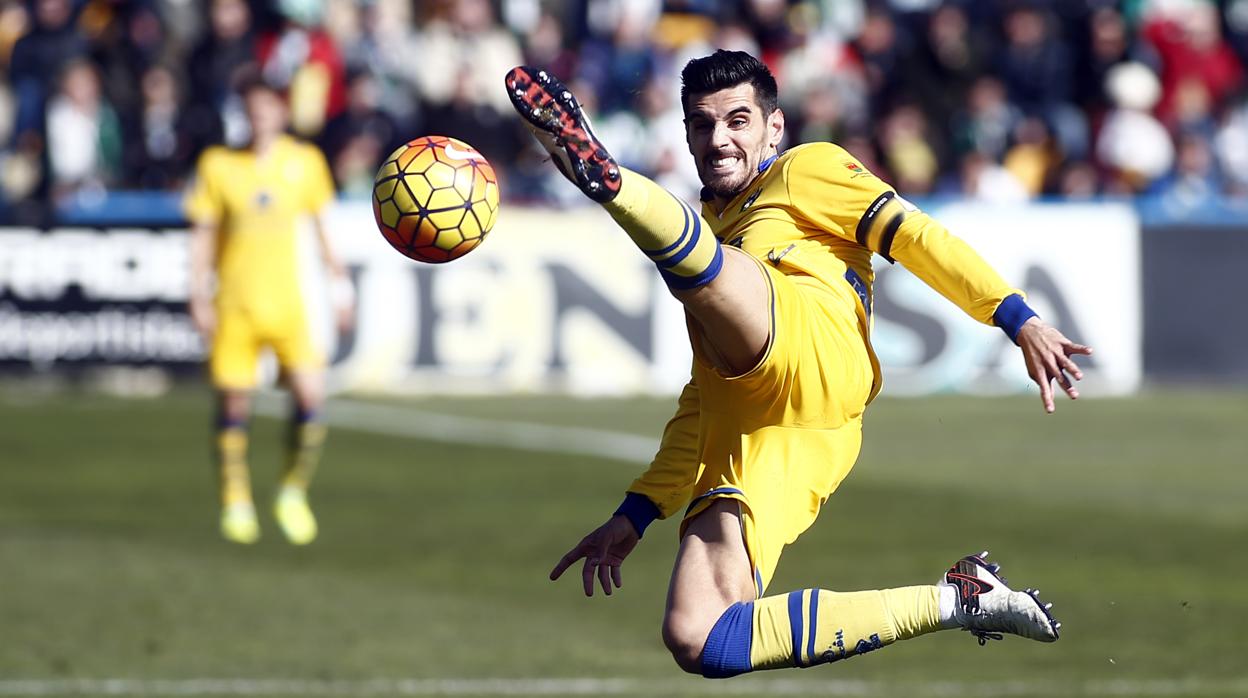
[550,515,639,597]
[1015,317,1094,414]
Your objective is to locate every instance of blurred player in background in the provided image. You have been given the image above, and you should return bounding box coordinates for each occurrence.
[185,71,353,545]
[507,51,1091,677]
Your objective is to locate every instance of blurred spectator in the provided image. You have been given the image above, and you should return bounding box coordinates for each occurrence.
[911,3,992,146]
[1153,131,1222,208]
[878,103,939,194]
[1096,61,1174,193]
[1,0,1248,209]
[853,5,910,115]
[1142,2,1244,130]
[998,4,1073,115]
[81,0,168,123]
[1214,98,1248,196]
[339,0,423,127]
[595,73,700,202]
[256,0,348,138]
[952,76,1020,161]
[45,58,121,201]
[187,0,256,148]
[319,70,401,196]
[1056,159,1100,199]
[1074,6,1135,117]
[521,10,578,84]
[959,150,1028,202]
[414,0,524,116]
[8,0,86,143]
[0,0,29,70]
[1003,116,1059,196]
[122,63,199,190]
[575,1,662,115]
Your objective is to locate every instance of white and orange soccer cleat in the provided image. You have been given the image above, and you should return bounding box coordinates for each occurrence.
[943,551,1060,644]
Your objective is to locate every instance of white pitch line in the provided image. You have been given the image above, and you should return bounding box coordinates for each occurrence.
[252,395,656,465]
[3,677,1248,697]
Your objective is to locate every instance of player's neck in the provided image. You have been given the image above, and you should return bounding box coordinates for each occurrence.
[250,133,281,157]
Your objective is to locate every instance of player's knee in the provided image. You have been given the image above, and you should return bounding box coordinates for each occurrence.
[661,612,711,674]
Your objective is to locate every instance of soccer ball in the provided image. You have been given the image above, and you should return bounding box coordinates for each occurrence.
[372,136,500,263]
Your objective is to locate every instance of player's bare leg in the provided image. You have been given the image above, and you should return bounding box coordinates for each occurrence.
[662,499,756,673]
[505,66,771,374]
[275,369,328,545]
[663,503,1060,676]
[217,389,259,544]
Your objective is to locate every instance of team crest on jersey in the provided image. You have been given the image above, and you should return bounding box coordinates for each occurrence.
[740,188,763,212]
[844,161,871,179]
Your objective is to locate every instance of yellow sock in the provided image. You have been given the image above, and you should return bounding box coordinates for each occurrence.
[703,586,943,677]
[603,169,723,289]
[282,418,327,491]
[216,425,252,507]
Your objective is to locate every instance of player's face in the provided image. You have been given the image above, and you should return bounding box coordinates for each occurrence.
[244,88,288,141]
[685,83,784,201]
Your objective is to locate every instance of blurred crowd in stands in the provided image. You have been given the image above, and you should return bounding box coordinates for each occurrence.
[1,0,1246,224]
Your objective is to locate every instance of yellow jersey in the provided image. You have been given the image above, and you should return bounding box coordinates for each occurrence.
[184,135,335,314]
[703,141,1023,396]
[621,142,1026,527]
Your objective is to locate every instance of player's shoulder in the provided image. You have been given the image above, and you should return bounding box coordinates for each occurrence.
[780,142,866,180]
[282,135,330,164]
[197,144,233,169]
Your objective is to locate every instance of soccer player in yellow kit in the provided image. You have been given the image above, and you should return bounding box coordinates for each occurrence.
[506,51,1093,677]
[186,75,353,545]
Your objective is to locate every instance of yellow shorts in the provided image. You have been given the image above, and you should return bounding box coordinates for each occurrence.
[682,259,874,595]
[210,303,323,390]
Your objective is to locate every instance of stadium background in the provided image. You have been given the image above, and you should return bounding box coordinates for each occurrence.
[2,0,1247,697]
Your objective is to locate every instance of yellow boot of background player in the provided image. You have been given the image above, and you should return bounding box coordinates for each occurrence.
[220,501,260,544]
[274,486,317,545]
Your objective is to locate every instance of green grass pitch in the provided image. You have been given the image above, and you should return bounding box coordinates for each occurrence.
[1,386,1245,697]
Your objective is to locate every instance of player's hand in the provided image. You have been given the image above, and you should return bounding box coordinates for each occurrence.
[550,515,639,597]
[189,297,216,339]
[1016,317,1093,413]
[330,272,356,333]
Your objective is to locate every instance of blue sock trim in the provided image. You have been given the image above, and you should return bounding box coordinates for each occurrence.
[294,408,319,424]
[992,294,1038,344]
[660,242,723,290]
[787,591,804,667]
[806,589,821,666]
[654,203,704,270]
[642,195,692,258]
[613,492,660,538]
[701,601,754,678]
[215,409,247,430]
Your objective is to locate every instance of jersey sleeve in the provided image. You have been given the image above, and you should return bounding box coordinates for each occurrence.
[787,143,1024,327]
[183,149,223,225]
[615,377,701,536]
[303,145,336,213]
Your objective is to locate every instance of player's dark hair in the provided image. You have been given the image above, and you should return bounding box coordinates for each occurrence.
[233,63,285,100]
[680,50,779,117]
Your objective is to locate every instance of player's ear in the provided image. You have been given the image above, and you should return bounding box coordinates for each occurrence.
[767,108,785,149]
